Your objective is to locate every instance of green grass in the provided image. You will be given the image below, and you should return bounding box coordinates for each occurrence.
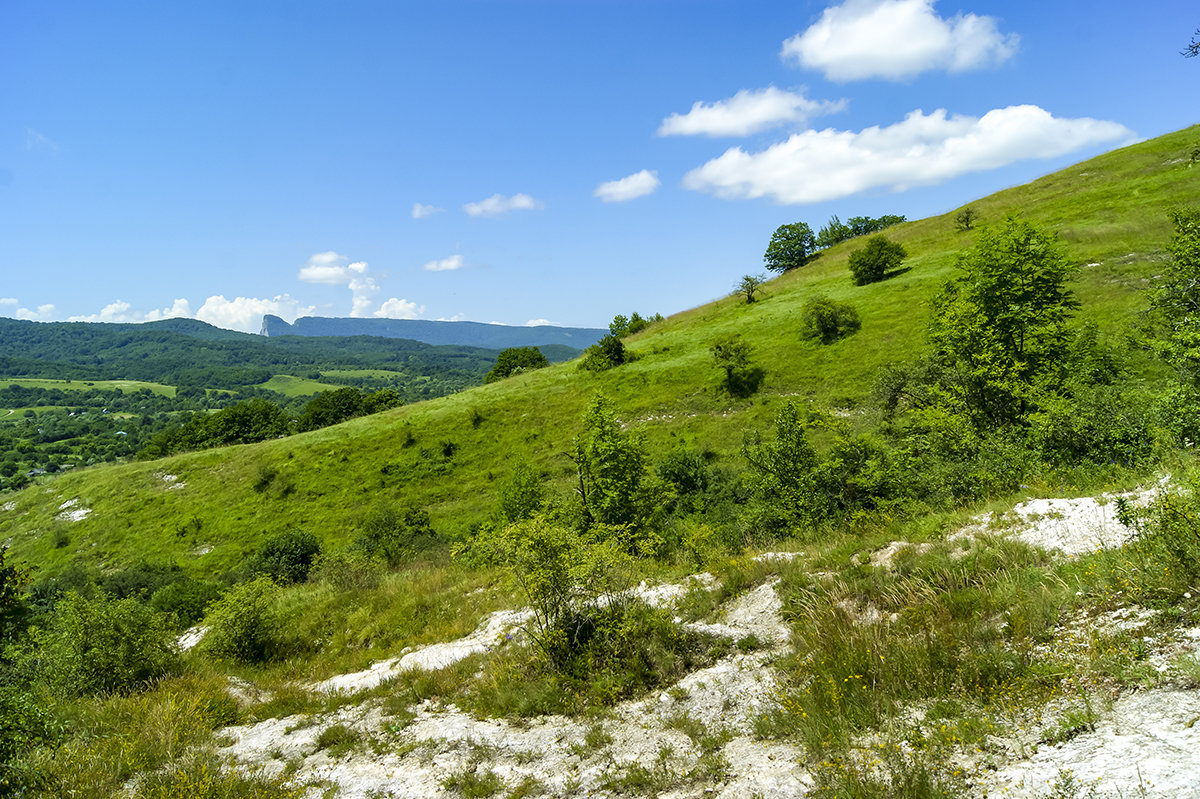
[0,377,177,397]
[255,374,349,397]
[2,126,1198,578]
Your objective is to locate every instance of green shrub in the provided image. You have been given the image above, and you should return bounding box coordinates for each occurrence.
[580,335,627,372]
[486,514,630,664]
[485,347,549,383]
[497,464,545,525]
[199,576,281,663]
[0,683,53,795]
[100,560,184,600]
[1029,385,1154,467]
[848,235,907,285]
[149,579,225,628]
[799,295,861,344]
[245,528,322,584]
[573,395,664,544]
[38,592,179,696]
[472,599,725,716]
[352,504,440,566]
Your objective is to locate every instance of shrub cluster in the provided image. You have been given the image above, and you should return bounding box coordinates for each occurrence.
[799,295,861,344]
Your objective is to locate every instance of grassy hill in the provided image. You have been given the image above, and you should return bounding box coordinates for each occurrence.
[4,126,1200,799]
[2,126,1198,579]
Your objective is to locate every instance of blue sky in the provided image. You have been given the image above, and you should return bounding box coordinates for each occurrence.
[2,1,1197,332]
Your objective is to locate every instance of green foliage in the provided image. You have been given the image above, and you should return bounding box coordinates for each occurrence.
[245,528,322,584]
[1148,207,1200,383]
[496,464,545,525]
[928,215,1078,427]
[0,549,28,652]
[764,222,818,273]
[38,592,178,696]
[743,401,899,535]
[1028,384,1154,467]
[441,766,503,798]
[816,214,907,249]
[954,207,979,231]
[710,334,763,397]
[609,312,654,338]
[579,334,627,372]
[296,387,365,431]
[0,682,54,796]
[799,295,861,344]
[1118,477,1200,592]
[352,504,439,565]
[149,579,224,629]
[99,560,183,600]
[848,235,908,286]
[361,387,402,414]
[573,395,662,541]
[486,514,630,664]
[143,398,291,457]
[485,346,549,383]
[735,273,767,303]
[199,576,281,663]
[656,450,711,513]
[816,215,852,249]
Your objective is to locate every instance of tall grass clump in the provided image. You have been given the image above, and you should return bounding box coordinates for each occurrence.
[770,539,1065,753]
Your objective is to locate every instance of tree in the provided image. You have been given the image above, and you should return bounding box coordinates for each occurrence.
[736,274,767,303]
[816,215,852,249]
[848,235,907,285]
[1149,207,1200,381]
[1185,28,1199,58]
[711,334,763,396]
[296,387,364,431]
[486,346,549,383]
[764,222,817,273]
[954,207,980,232]
[609,312,652,338]
[572,395,660,542]
[799,295,861,344]
[929,215,1078,425]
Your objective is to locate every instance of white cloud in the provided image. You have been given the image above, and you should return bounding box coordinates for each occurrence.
[298,251,353,284]
[463,193,543,218]
[65,298,194,324]
[682,105,1132,205]
[196,295,315,333]
[781,0,1019,82]
[375,298,424,319]
[594,170,661,203]
[423,254,465,272]
[412,202,444,219]
[142,299,193,321]
[14,303,55,321]
[658,87,844,137]
[525,318,554,327]
[0,297,16,305]
[297,252,380,316]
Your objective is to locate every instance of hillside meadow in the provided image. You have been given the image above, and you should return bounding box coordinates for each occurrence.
[1,126,1200,799]
[2,126,1197,575]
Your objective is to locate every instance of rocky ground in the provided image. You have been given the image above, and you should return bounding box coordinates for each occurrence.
[210,481,1200,798]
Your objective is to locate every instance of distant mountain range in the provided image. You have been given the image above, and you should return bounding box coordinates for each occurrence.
[260,315,608,350]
